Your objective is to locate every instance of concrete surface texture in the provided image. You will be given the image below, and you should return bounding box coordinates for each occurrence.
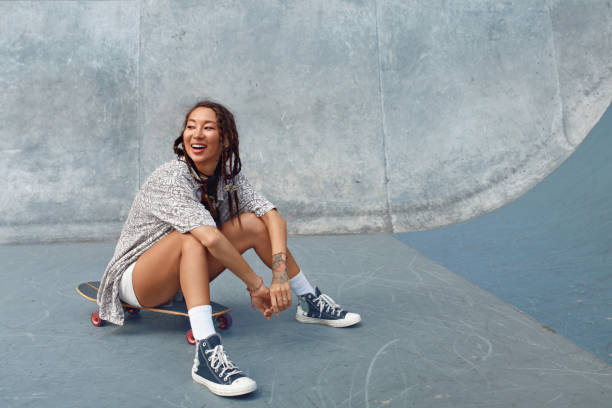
[2,1,612,244]
[396,102,612,365]
[2,235,612,408]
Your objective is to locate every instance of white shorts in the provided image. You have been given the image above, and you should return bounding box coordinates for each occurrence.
[119,262,142,307]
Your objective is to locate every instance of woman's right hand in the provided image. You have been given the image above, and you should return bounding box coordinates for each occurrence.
[250,284,273,320]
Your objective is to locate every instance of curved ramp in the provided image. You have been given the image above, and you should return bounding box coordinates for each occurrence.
[1,1,611,242]
[396,102,612,363]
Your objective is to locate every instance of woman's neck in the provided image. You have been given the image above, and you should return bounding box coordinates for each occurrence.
[195,160,218,178]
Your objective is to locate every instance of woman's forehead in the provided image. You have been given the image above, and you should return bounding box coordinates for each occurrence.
[188,107,217,123]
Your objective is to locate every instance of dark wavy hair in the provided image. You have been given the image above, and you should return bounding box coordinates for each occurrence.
[173,100,242,221]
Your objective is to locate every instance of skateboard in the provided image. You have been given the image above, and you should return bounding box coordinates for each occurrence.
[76,281,232,345]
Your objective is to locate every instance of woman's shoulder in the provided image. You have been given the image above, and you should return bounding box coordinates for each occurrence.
[145,158,192,185]
[157,158,189,174]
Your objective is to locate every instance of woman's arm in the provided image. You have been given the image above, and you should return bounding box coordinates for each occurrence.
[260,209,292,314]
[190,225,272,318]
[192,225,261,288]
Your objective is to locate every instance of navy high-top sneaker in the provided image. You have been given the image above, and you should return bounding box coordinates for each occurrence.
[296,287,361,327]
[192,334,256,396]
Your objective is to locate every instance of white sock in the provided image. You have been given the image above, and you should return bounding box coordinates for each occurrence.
[290,271,315,296]
[188,305,215,340]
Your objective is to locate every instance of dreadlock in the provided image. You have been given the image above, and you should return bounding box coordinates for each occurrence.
[173,100,242,223]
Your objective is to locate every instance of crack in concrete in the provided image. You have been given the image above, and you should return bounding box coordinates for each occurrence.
[374,0,394,233]
[546,0,573,149]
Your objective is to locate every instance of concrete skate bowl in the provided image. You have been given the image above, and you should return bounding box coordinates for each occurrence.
[1,1,611,242]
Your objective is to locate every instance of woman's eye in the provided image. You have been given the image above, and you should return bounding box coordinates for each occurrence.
[187,125,195,129]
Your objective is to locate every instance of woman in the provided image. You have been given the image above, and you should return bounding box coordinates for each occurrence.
[97,100,360,397]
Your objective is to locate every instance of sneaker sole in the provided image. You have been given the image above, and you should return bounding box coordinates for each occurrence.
[192,372,257,397]
[295,313,361,327]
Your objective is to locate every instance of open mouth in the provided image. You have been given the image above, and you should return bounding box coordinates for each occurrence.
[191,144,207,154]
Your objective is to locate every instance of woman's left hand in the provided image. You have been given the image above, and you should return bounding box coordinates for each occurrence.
[269,252,292,315]
[269,270,292,315]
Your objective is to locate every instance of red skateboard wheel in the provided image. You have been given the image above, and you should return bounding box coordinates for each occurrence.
[186,329,196,345]
[216,314,233,330]
[91,311,103,327]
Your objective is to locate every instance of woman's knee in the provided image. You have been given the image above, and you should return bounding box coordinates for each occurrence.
[180,232,208,257]
[240,213,269,240]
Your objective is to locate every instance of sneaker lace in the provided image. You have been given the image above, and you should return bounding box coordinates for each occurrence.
[205,345,242,381]
[314,293,343,316]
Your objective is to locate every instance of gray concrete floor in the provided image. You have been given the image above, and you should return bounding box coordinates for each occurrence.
[2,234,612,408]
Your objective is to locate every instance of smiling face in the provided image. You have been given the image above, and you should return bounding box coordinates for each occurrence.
[182,107,223,175]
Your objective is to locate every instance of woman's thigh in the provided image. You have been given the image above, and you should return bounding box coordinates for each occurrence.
[132,230,186,307]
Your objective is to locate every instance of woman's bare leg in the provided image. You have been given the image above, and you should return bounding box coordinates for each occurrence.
[132,212,299,309]
[213,213,361,327]
[132,228,259,395]
[207,213,302,280]
[132,231,211,309]
[131,213,277,308]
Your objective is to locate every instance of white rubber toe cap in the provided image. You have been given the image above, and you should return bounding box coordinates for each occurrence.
[341,312,361,327]
[230,377,257,395]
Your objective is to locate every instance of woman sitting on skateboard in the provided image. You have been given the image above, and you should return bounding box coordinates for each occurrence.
[97,100,360,397]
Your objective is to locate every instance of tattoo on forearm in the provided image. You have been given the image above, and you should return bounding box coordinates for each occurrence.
[272,252,286,272]
[271,252,289,283]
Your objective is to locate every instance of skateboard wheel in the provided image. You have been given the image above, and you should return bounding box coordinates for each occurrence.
[186,329,196,345]
[126,308,140,315]
[91,311,104,327]
[216,314,232,330]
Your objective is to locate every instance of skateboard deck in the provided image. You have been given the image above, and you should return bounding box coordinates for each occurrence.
[76,281,232,345]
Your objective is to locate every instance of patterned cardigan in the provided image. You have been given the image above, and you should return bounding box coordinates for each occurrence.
[97,158,275,325]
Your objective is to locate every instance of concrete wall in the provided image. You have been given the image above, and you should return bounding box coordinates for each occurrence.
[1,0,611,244]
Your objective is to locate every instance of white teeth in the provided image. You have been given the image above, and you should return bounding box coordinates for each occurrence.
[192,144,206,149]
